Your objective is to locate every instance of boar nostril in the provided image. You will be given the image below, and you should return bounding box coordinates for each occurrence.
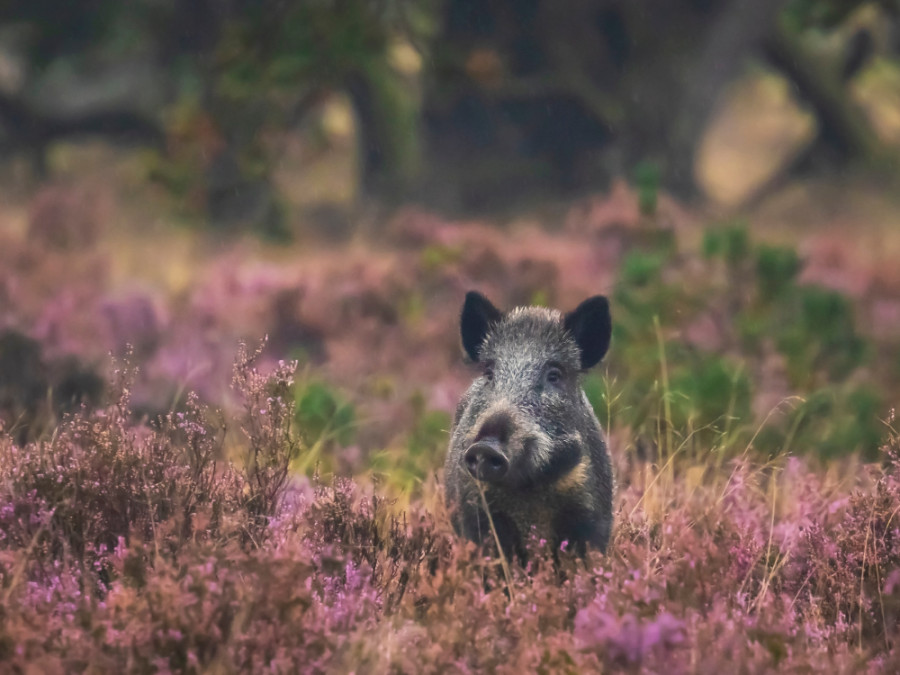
[464,439,509,482]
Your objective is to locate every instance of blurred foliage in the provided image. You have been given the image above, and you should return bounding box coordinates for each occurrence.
[0,0,895,470]
[421,244,464,272]
[667,356,752,437]
[632,160,662,217]
[0,329,104,444]
[3,0,898,218]
[703,222,751,268]
[174,0,431,224]
[776,286,867,386]
[0,0,152,62]
[782,0,865,31]
[583,221,884,461]
[755,244,802,302]
[293,379,357,473]
[0,0,436,226]
[370,393,451,497]
[755,383,884,459]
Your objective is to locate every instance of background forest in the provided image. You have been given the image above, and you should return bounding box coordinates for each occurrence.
[3,1,900,672]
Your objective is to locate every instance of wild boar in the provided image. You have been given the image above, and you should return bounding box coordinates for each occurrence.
[445,291,614,560]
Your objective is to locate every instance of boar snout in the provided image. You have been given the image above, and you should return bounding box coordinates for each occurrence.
[464,439,509,482]
[464,410,515,482]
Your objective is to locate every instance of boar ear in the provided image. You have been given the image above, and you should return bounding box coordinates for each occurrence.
[461,291,502,362]
[564,295,611,370]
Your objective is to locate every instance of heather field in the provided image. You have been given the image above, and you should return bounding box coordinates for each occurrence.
[1,174,900,673]
[5,1,900,671]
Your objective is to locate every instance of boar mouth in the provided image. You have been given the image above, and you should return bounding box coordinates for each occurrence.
[463,439,510,483]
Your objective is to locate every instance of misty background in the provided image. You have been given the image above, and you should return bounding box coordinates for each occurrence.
[1,0,898,223]
[2,0,900,466]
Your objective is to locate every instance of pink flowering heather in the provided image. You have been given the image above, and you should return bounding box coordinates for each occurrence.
[2,186,900,671]
[2,347,900,672]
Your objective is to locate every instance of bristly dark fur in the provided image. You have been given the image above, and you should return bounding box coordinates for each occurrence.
[445,293,614,561]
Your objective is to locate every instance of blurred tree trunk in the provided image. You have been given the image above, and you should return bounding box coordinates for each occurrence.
[1,0,894,216]
[666,0,786,196]
[422,0,777,208]
[346,63,421,201]
[764,22,883,162]
[419,0,893,211]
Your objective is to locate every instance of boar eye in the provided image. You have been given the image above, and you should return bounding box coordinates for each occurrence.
[483,366,494,382]
[546,367,563,385]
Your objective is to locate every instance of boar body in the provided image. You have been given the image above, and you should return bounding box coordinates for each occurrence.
[445,292,613,560]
